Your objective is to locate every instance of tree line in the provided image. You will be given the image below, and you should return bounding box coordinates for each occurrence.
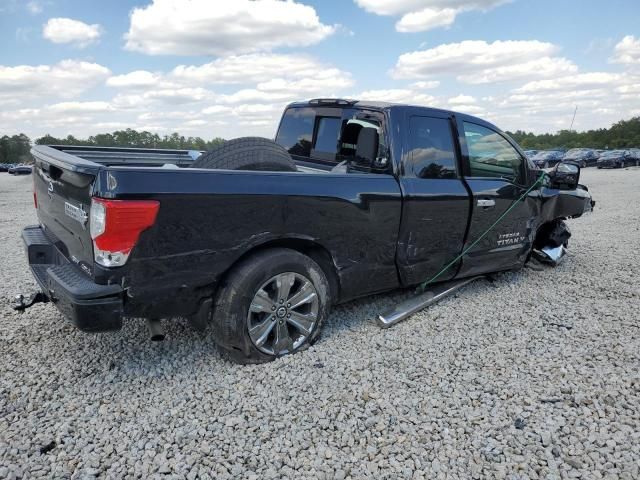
[506,117,640,150]
[2,117,640,164]
[1,129,225,164]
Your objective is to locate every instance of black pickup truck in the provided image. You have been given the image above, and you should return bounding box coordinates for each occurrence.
[19,99,593,363]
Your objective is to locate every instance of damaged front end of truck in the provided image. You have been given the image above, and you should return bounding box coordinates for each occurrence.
[532,162,594,266]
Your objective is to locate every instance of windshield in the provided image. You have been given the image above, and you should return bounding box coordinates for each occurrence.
[601,150,626,158]
[564,148,589,158]
[532,151,561,160]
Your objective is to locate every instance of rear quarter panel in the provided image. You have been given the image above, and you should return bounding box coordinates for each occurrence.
[95,168,403,312]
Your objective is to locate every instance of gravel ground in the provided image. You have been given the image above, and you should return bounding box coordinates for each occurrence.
[1,168,639,479]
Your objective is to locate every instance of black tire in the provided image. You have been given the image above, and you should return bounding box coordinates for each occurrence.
[211,248,330,364]
[191,137,296,172]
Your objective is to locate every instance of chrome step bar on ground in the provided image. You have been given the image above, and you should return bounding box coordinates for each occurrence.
[377,276,486,328]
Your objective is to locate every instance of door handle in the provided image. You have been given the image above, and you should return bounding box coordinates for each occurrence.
[477,199,495,208]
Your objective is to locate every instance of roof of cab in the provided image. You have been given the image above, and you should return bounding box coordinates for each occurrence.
[286,98,500,132]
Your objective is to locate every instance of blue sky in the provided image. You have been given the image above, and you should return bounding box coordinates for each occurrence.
[1,0,639,139]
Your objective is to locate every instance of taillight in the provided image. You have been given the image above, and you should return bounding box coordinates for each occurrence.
[90,198,159,267]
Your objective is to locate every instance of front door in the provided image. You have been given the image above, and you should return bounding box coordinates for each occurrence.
[456,120,536,277]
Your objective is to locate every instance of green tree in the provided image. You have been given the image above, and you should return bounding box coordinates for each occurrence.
[0,133,32,164]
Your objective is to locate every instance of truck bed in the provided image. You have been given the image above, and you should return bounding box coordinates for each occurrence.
[44,144,328,173]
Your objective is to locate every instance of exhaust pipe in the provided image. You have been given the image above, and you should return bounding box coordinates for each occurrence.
[146,318,165,341]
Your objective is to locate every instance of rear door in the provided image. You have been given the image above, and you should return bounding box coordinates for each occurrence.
[33,154,96,276]
[396,112,471,286]
[455,119,535,277]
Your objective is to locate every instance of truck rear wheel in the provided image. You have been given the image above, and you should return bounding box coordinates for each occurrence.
[211,248,330,364]
[191,137,296,172]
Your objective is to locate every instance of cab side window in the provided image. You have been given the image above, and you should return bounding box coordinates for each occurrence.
[407,116,457,179]
[463,122,523,182]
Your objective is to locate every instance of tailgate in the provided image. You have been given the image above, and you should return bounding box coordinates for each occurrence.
[32,148,98,277]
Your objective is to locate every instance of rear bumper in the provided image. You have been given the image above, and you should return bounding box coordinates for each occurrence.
[22,225,123,332]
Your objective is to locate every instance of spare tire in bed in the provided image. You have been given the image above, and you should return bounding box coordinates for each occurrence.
[191,137,296,171]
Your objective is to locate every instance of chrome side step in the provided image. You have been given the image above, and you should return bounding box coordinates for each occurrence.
[377,276,485,328]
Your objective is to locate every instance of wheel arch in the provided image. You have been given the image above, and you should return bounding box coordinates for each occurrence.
[217,237,342,304]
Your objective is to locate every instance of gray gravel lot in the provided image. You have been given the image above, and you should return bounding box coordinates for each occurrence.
[1,168,639,479]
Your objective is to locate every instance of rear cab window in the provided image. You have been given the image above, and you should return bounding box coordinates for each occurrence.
[275,105,389,171]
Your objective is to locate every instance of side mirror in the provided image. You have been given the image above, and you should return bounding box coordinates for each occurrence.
[549,161,580,190]
[353,127,379,169]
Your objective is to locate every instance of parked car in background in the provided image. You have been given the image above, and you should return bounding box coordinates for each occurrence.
[0,164,11,172]
[563,148,598,167]
[628,148,640,166]
[531,150,564,169]
[523,150,539,159]
[597,150,631,168]
[8,164,32,175]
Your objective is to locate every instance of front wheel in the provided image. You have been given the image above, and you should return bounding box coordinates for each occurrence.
[211,248,331,364]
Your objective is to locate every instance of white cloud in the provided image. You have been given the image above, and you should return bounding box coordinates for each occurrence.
[170,53,337,85]
[113,87,213,108]
[107,53,354,109]
[0,59,110,100]
[479,72,640,133]
[144,87,211,104]
[106,70,161,88]
[354,0,507,32]
[410,80,440,89]
[392,40,577,84]
[47,101,113,113]
[513,72,621,94]
[611,35,640,66]
[42,17,102,47]
[26,1,43,14]
[125,0,335,56]
[448,94,477,105]
[396,7,457,32]
[357,88,437,105]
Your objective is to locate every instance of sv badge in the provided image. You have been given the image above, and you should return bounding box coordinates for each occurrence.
[64,202,89,230]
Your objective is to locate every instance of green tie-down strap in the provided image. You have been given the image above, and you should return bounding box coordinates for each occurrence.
[418,172,546,293]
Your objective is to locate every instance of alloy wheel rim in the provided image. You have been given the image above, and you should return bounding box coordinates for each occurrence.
[247,272,319,355]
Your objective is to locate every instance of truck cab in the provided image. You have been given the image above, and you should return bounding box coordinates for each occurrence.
[275,99,544,284]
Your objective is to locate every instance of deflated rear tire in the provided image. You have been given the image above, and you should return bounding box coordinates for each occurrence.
[211,248,330,364]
